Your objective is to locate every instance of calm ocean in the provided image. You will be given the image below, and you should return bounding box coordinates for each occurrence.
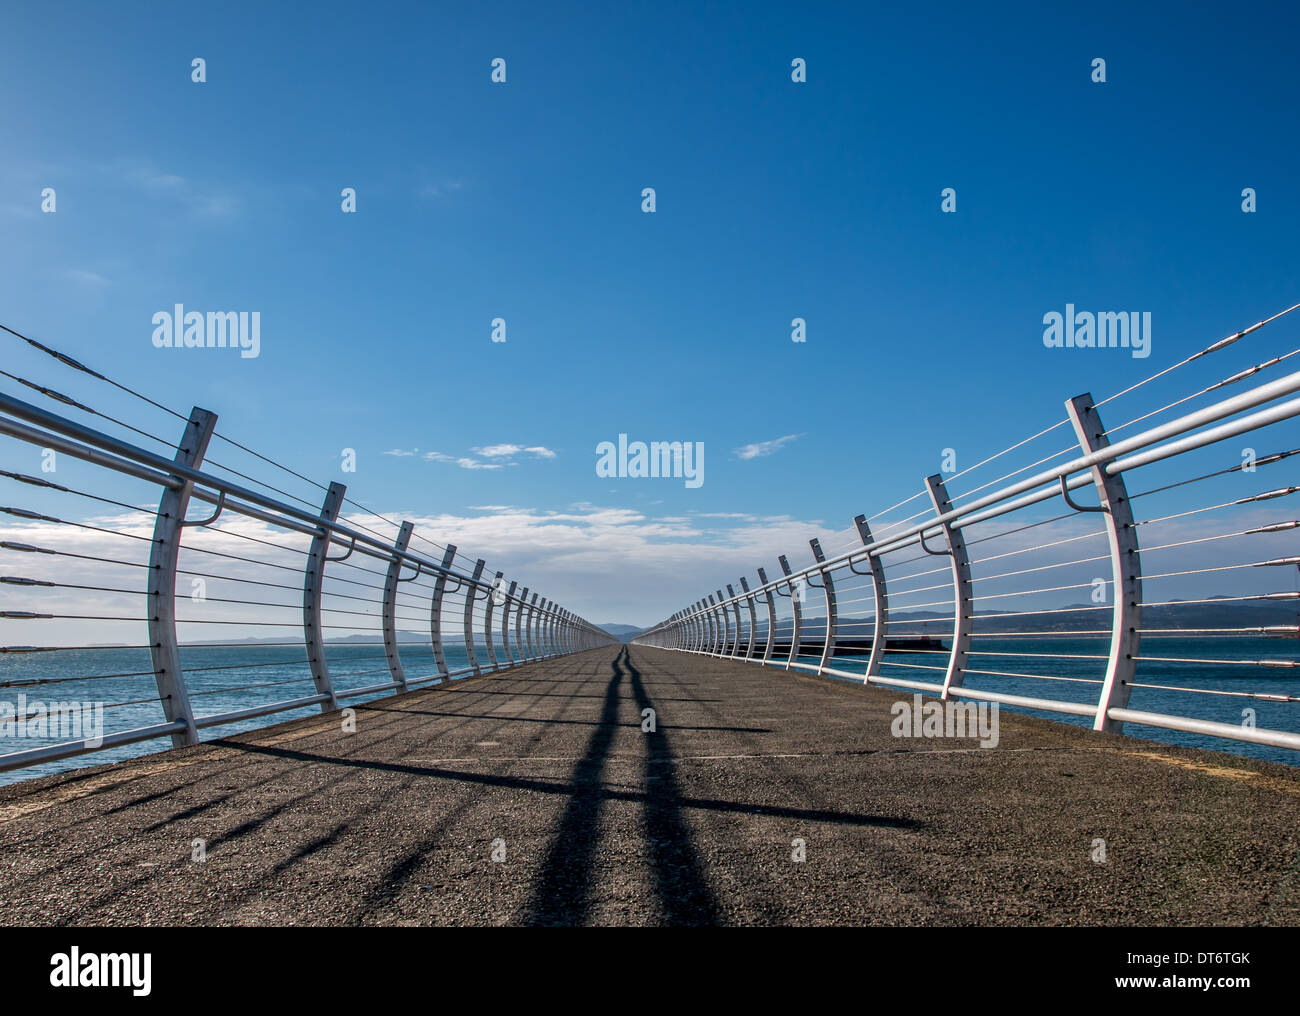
[0,637,1296,785]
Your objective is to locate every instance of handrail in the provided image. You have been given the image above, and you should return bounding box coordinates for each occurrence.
[634,307,1300,756]
[0,357,617,776]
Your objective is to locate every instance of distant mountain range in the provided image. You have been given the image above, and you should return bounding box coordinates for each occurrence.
[837,599,1299,634]
[138,599,1294,650]
[596,623,643,640]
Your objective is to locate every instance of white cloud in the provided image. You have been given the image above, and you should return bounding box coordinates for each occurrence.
[473,444,556,460]
[734,433,803,460]
[411,444,558,469]
[66,269,110,287]
[475,444,522,458]
[383,448,418,457]
[0,502,845,637]
[5,497,1286,637]
[112,159,240,219]
[418,180,464,199]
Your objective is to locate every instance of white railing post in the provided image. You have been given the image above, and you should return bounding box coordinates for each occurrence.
[853,514,890,683]
[756,567,777,665]
[923,474,972,700]
[740,577,758,660]
[148,406,217,746]
[1066,393,1143,734]
[303,481,345,712]
[524,592,538,660]
[778,555,802,669]
[809,537,837,673]
[463,559,486,675]
[483,570,503,672]
[501,582,517,670]
[381,521,414,692]
[725,583,742,658]
[429,544,457,681]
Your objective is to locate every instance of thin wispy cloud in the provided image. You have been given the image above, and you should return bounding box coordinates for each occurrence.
[400,443,559,470]
[418,180,464,199]
[734,433,803,460]
[110,159,241,219]
[66,269,110,287]
[419,451,506,470]
[474,444,557,460]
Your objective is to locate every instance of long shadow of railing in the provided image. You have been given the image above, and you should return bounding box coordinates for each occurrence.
[520,652,626,926]
[621,647,721,925]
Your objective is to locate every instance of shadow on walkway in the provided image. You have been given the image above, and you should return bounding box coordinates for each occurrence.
[519,649,625,925]
[622,647,720,926]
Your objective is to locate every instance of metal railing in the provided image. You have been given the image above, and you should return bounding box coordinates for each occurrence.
[0,325,616,774]
[634,304,1300,755]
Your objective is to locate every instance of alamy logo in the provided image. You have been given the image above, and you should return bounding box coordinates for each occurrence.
[151,305,261,359]
[50,948,151,996]
[0,695,103,747]
[1042,304,1151,359]
[596,434,704,488]
[890,693,999,747]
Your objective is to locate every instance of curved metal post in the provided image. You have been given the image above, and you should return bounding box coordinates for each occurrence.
[381,521,414,691]
[810,537,837,672]
[483,570,503,672]
[693,600,706,653]
[716,590,731,655]
[1067,393,1143,733]
[522,597,538,660]
[504,582,520,670]
[509,584,524,665]
[740,577,758,660]
[779,555,802,670]
[148,406,217,746]
[924,474,971,699]
[854,515,890,683]
[463,559,486,675]
[303,481,345,712]
[536,598,550,657]
[704,594,719,655]
[509,589,525,660]
[726,584,742,658]
[429,544,457,681]
[756,567,777,665]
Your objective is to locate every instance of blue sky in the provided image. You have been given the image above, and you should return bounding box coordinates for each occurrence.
[1,0,1298,626]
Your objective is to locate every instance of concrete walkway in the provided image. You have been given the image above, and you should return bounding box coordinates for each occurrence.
[1,645,1296,925]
